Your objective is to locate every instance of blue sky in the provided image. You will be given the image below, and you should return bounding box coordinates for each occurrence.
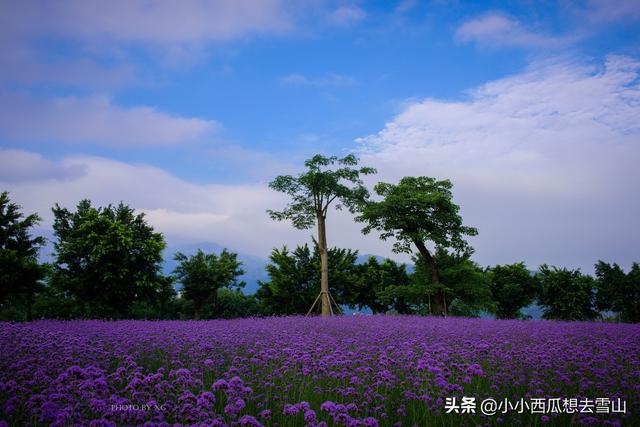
[1,0,639,272]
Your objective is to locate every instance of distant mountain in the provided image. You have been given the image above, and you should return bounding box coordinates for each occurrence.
[36,230,56,263]
[355,254,385,264]
[520,303,544,320]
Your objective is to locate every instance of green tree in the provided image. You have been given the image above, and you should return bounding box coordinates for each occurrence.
[31,276,80,320]
[488,263,538,319]
[215,288,260,319]
[267,154,375,317]
[356,177,477,315]
[256,245,316,315]
[172,249,244,320]
[129,275,178,319]
[536,265,598,321]
[595,261,640,323]
[345,257,411,314]
[51,200,166,318]
[155,275,178,319]
[0,191,46,320]
[410,247,492,316]
[256,242,360,315]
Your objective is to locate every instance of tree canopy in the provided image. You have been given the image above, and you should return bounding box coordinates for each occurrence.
[50,200,166,318]
[0,191,45,320]
[173,249,244,320]
[346,257,411,314]
[595,261,640,323]
[409,247,492,317]
[488,263,538,319]
[356,176,477,315]
[536,265,598,321]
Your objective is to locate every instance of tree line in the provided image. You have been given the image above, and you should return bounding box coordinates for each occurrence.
[1,154,638,322]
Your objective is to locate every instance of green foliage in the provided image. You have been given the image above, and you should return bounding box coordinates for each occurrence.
[595,261,640,323]
[0,191,46,320]
[173,249,244,319]
[356,177,477,254]
[30,270,80,319]
[267,154,376,228]
[488,263,538,319]
[256,245,316,315]
[256,242,359,315]
[50,199,166,318]
[356,176,477,315]
[411,248,492,316]
[268,154,376,316]
[345,257,411,314]
[536,265,598,321]
[215,288,260,319]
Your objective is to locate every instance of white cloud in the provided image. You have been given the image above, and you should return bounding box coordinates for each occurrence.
[0,149,87,182]
[1,0,292,45]
[0,0,295,77]
[0,154,286,256]
[455,12,572,49]
[582,0,640,22]
[0,92,216,146]
[0,153,391,259]
[0,51,136,89]
[280,73,356,86]
[357,55,640,271]
[394,0,418,15]
[328,5,367,26]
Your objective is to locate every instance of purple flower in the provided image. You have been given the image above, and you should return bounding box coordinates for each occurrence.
[234,398,246,410]
[298,401,311,411]
[258,409,272,419]
[363,417,379,427]
[467,363,484,376]
[229,376,244,389]
[1,316,638,427]
[239,415,264,427]
[320,401,337,413]
[304,409,317,423]
[213,379,228,390]
[283,403,299,415]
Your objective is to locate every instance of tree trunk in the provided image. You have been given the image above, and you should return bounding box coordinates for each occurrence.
[413,240,447,316]
[194,302,202,320]
[317,214,331,317]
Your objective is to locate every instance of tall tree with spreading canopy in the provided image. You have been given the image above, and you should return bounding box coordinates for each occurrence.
[173,249,244,320]
[51,200,166,318]
[267,154,375,317]
[0,191,45,320]
[356,177,477,315]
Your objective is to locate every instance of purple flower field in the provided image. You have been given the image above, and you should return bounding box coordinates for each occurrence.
[1,316,639,427]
